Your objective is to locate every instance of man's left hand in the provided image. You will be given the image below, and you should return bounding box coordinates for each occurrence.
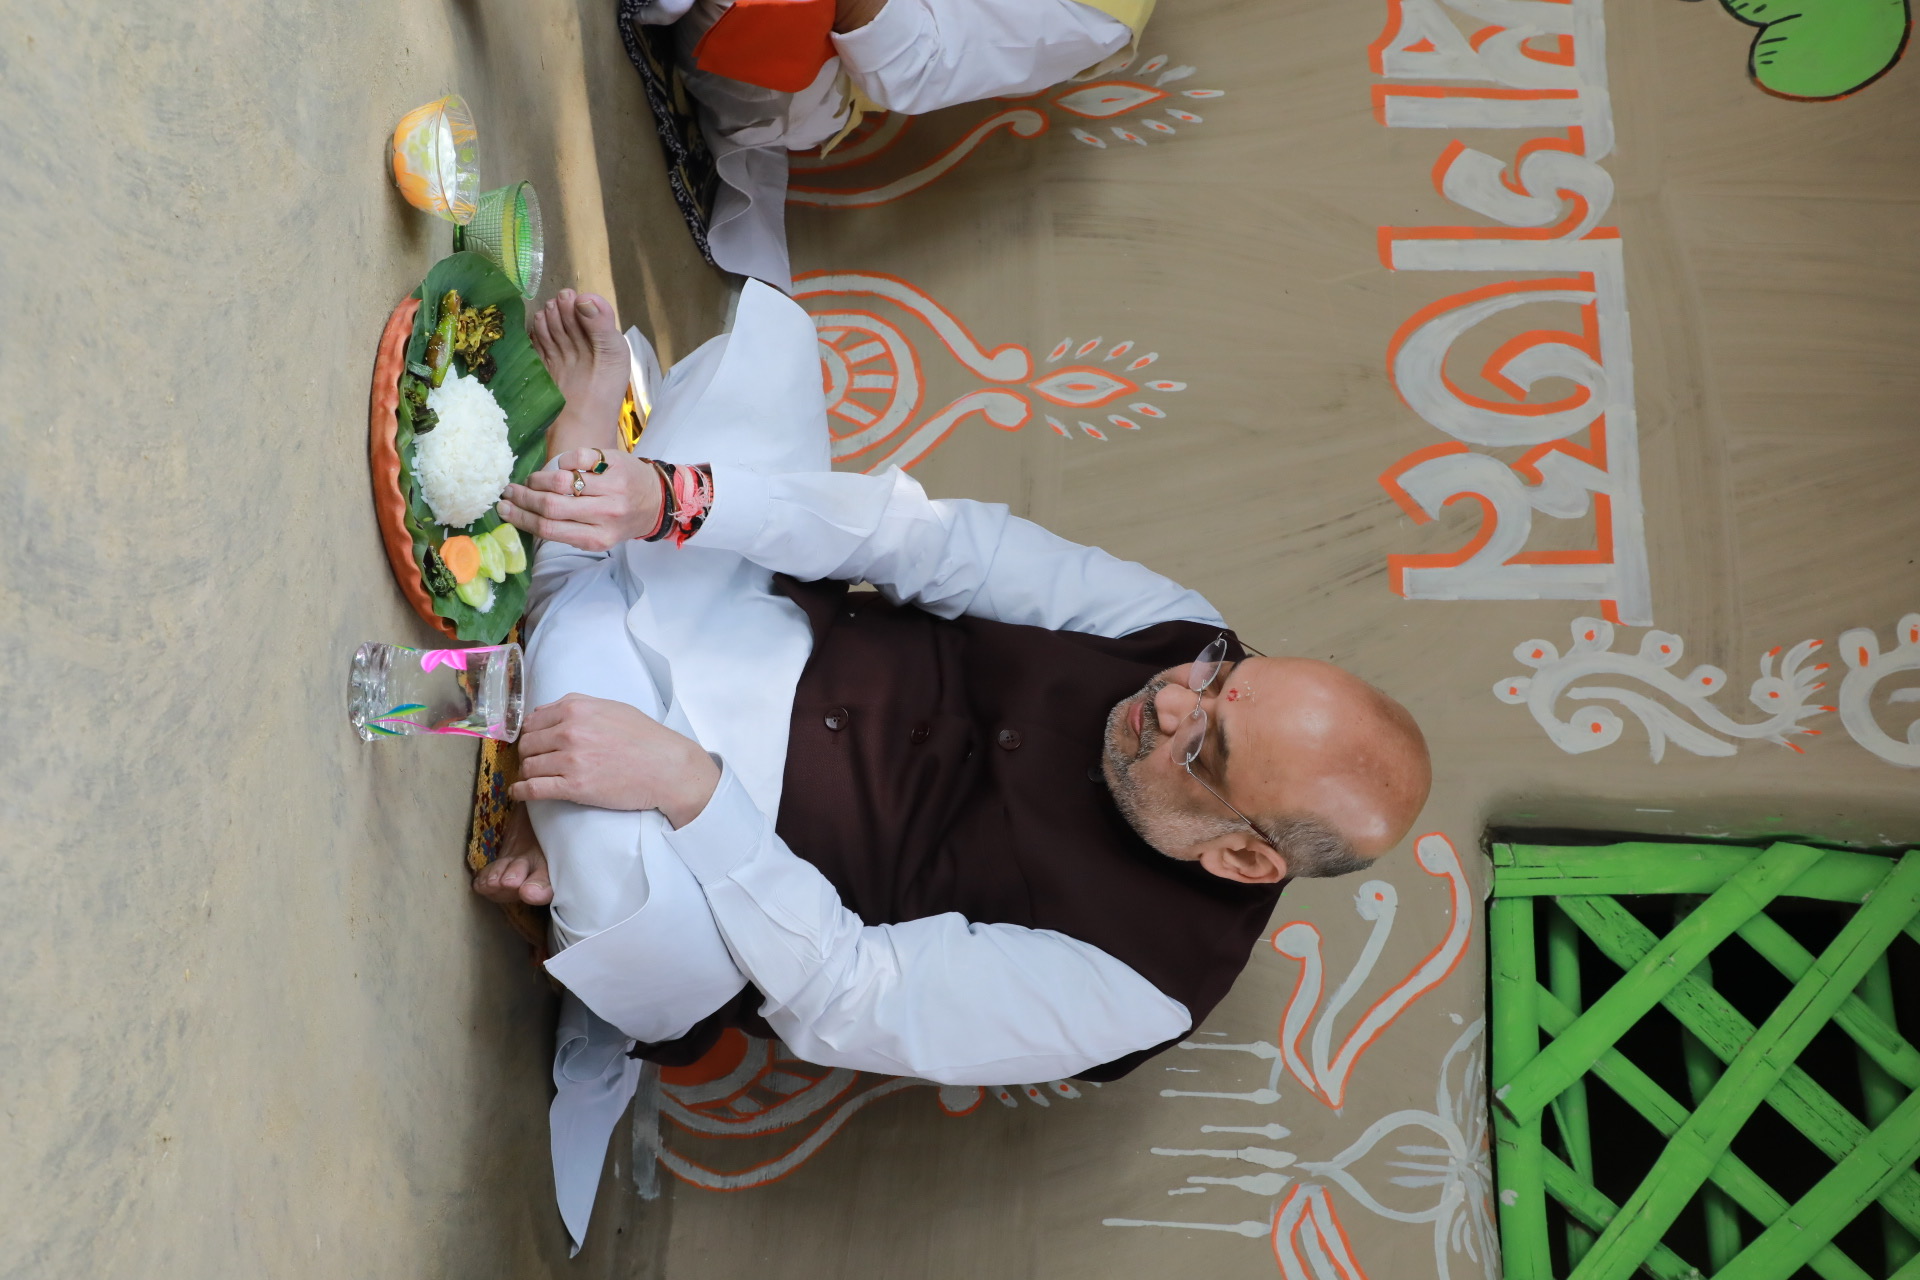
[510,693,720,827]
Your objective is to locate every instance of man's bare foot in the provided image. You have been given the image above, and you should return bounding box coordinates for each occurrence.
[472,804,553,907]
[528,289,630,459]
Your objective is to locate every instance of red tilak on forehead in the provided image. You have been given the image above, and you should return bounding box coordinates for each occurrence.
[1226,688,1241,701]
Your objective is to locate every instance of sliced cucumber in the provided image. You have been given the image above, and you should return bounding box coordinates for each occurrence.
[455,576,495,612]
[475,532,508,583]
[489,523,528,575]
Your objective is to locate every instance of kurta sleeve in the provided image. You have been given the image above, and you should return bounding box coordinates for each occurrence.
[832,0,1133,115]
[693,463,1223,637]
[664,765,1192,1083]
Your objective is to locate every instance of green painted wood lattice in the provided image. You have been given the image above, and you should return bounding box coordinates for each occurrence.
[1489,841,1920,1280]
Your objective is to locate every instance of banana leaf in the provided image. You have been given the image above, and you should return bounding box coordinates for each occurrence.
[392,252,563,643]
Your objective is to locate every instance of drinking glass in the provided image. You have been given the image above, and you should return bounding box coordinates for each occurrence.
[349,642,524,742]
[454,181,544,298]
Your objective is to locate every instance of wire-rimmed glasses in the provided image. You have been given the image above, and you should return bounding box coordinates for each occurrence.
[1166,634,1268,841]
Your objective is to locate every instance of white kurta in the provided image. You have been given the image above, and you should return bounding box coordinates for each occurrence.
[528,281,1221,1247]
[650,0,1134,290]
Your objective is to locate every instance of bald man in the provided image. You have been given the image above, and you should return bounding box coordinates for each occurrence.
[476,283,1429,1247]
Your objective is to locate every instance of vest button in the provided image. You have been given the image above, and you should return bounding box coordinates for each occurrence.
[909,723,931,744]
[824,707,850,732]
[997,728,1022,751]
[1087,765,1102,782]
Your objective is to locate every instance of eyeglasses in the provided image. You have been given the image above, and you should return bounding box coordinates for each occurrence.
[1167,634,1269,843]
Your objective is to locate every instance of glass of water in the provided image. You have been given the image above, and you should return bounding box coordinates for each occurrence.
[349,642,524,742]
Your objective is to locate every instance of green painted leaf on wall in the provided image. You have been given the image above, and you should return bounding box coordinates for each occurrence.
[1719,0,1911,100]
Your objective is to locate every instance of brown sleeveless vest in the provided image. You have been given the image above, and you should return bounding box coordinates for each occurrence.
[633,577,1287,1081]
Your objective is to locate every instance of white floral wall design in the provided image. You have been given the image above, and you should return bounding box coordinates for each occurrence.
[1837,613,1920,767]
[1493,616,1832,761]
[797,270,1188,471]
[1103,834,1493,1280]
[787,52,1225,208]
[1497,612,1920,769]
[628,1034,1091,1196]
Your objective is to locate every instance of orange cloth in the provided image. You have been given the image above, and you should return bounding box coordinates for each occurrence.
[692,0,838,93]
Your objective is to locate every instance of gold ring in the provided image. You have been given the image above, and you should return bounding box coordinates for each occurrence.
[571,469,587,496]
[590,448,609,475]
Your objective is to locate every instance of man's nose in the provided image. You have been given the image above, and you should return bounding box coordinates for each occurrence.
[1156,683,1200,735]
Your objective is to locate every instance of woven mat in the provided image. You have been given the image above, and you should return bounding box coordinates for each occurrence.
[617,0,719,267]
[466,640,552,963]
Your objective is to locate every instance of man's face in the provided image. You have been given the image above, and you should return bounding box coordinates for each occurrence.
[1101,654,1432,877]
[1101,657,1256,859]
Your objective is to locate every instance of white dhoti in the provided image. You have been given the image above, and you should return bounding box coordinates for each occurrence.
[525,279,828,1250]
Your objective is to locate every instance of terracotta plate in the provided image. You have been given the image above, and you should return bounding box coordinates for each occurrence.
[367,296,458,639]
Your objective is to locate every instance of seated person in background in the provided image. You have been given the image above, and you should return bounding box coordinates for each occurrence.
[623,0,1153,290]
[478,283,1431,1249]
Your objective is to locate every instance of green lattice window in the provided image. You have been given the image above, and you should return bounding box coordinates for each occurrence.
[1488,841,1920,1280]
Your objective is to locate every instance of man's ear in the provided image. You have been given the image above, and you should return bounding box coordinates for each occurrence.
[1195,831,1287,884]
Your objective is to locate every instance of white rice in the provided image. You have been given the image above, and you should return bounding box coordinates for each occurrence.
[415,371,513,528]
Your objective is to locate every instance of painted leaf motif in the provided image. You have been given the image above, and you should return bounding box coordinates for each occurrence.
[1840,626,1881,671]
[1515,639,1560,666]
[1030,366,1137,406]
[1636,630,1683,666]
[1054,82,1169,118]
[1568,616,1613,652]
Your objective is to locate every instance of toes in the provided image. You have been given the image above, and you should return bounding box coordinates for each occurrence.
[478,805,552,909]
[472,867,510,902]
[554,294,583,349]
[529,309,555,365]
[473,855,533,903]
[577,294,627,356]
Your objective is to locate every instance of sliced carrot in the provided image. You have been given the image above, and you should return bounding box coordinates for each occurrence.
[439,535,482,585]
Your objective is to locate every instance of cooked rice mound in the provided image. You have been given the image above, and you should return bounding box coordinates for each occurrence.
[416,372,513,528]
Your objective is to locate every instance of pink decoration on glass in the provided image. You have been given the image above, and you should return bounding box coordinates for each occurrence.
[419,648,474,674]
[349,642,524,742]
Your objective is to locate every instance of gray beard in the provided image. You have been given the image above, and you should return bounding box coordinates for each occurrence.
[1100,677,1222,857]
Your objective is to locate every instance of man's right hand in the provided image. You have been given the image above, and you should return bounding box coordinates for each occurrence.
[497,449,665,553]
[511,693,722,828]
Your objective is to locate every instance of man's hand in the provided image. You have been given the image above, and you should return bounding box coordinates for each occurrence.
[496,449,665,553]
[510,694,721,828]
